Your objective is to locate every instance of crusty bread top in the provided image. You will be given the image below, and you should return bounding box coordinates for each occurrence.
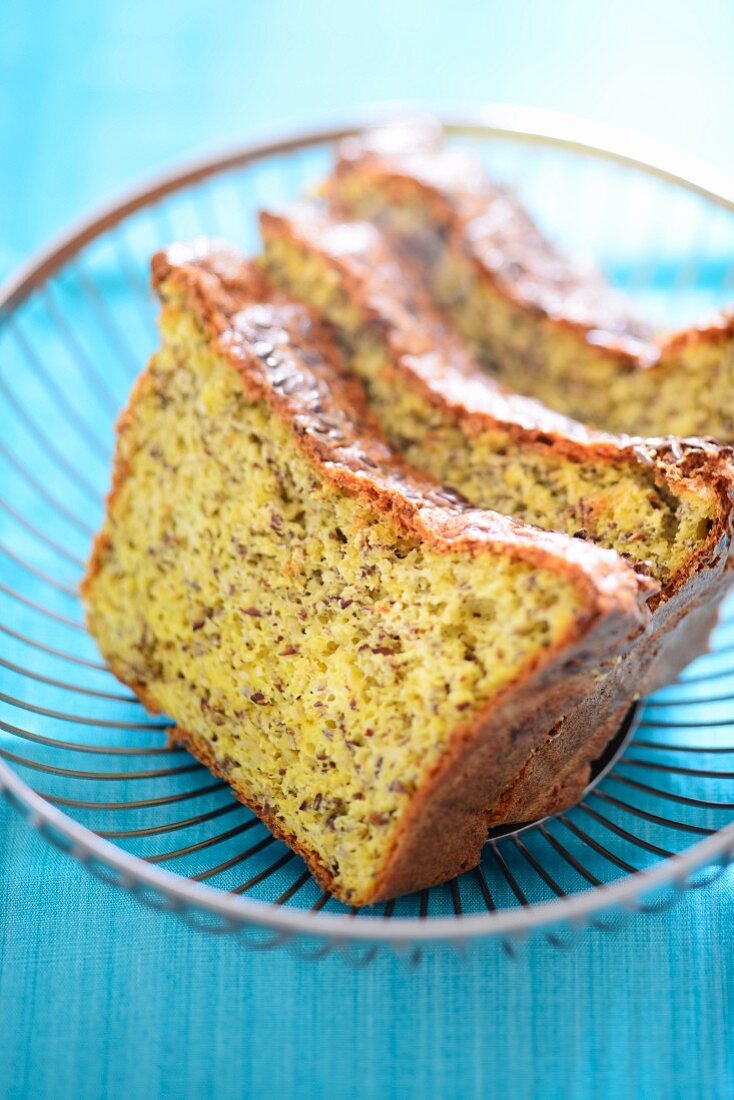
[331,119,734,363]
[152,240,653,612]
[260,203,734,489]
[261,205,614,444]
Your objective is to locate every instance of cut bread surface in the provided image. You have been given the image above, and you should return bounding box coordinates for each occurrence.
[82,242,650,905]
[259,204,734,607]
[327,120,734,440]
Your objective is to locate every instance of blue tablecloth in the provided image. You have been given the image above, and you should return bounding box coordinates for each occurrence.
[2,3,733,1097]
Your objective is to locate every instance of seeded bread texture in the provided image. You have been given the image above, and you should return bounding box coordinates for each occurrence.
[259,204,734,624]
[327,120,734,440]
[82,242,652,905]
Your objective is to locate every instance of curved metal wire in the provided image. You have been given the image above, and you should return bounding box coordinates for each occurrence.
[1,109,734,956]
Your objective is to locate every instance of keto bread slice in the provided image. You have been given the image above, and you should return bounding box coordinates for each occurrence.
[327,120,734,440]
[82,241,652,905]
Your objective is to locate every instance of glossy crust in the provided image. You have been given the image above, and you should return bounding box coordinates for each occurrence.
[330,118,734,368]
[259,204,734,665]
[84,239,657,904]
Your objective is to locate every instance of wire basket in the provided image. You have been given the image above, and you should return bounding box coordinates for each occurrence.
[2,106,734,961]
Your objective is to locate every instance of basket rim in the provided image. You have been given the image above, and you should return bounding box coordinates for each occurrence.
[2,104,734,943]
[3,756,734,941]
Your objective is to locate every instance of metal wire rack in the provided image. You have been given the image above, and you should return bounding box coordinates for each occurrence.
[2,106,734,960]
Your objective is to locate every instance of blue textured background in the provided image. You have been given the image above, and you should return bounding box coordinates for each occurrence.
[1,3,734,1098]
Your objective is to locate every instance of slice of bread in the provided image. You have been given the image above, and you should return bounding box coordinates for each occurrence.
[82,241,653,905]
[259,203,734,691]
[327,120,734,440]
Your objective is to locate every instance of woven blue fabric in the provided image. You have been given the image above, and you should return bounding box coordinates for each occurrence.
[1,809,733,1100]
[1,3,734,1097]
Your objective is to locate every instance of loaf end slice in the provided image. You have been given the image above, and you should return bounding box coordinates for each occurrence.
[327,120,734,440]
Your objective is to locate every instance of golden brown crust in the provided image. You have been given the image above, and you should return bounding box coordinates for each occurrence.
[330,120,734,366]
[659,311,734,355]
[331,121,651,357]
[259,204,734,608]
[260,207,620,443]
